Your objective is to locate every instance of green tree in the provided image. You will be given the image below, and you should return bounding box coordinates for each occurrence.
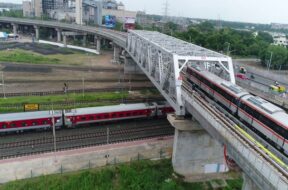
[260,45,288,69]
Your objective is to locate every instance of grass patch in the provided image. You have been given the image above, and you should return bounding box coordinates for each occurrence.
[0,160,243,190]
[0,91,128,105]
[0,49,99,65]
[0,49,60,64]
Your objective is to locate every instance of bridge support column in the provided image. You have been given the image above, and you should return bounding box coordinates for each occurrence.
[34,25,39,40]
[82,33,87,46]
[242,174,260,190]
[94,36,101,53]
[56,28,62,42]
[167,114,228,181]
[63,35,67,47]
[12,23,18,36]
[113,44,121,64]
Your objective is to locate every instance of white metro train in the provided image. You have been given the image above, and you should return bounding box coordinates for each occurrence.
[185,65,288,155]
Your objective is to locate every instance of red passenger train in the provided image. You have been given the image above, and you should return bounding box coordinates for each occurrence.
[0,102,174,133]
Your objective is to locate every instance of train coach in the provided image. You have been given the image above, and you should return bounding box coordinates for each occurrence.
[0,111,63,133]
[0,102,174,133]
[185,65,288,155]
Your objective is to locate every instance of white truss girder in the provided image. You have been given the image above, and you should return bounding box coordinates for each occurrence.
[127,30,234,115]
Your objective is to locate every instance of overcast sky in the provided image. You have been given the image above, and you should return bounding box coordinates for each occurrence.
[3,0,288,24]
[120,0,287,24]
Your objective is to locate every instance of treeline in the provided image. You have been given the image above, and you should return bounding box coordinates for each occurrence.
[171,22,288,70]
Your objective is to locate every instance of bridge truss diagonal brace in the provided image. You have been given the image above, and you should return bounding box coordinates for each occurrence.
[127,33,185,115]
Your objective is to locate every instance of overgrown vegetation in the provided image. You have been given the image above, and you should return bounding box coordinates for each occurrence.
[0,159,243,190]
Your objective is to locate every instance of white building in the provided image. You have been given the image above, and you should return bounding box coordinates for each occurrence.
[272,33,288,47]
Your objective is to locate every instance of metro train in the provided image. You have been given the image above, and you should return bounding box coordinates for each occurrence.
[185,65,288,155]
[0,103,174,133]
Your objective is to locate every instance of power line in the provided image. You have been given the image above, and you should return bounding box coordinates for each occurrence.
[163,0,169,20]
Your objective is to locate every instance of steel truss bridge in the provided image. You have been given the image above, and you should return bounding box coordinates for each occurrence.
[0,17,287,190]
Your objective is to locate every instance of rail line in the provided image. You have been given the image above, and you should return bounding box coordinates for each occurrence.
[0,86,156,98]
[0,120,173,159]
[4,78,149,84]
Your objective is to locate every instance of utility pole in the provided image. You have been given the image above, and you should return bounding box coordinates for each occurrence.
[268,52,273,71]
[163,0,169,21]
[1,72,5,99]
[52,103,57,153]
[82,76,85,98]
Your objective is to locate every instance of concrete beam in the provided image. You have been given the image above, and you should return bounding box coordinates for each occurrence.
[61,31,84,36]
[167,114,228,181]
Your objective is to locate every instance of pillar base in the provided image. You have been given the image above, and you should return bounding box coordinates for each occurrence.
[168,114,228,182]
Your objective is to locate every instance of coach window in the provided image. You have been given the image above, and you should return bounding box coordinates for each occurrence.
[89,116,94,120]
[2,124,6,129]
[11,123,16,127]
[104,114,109,118]
[81,117,86,120]
[22,122,27,127]
[112,113,116,118]
[43,120,47,124]
[32,122,37,126]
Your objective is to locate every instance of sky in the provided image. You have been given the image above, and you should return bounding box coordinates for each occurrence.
[3,0,288,24]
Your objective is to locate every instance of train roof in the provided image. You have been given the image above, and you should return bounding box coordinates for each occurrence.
[0,110,61,122]
[241,95,284,115]
[66,103,153,116]
[189,66,249,97]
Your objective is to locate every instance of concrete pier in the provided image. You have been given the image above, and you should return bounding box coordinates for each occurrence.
[167,114,228,181]
[12,23,17,36]
[95,35,101,53]
[82,33,87,46]
[56,28,62,42]
[113,44,121,64]
[34,25,39,40]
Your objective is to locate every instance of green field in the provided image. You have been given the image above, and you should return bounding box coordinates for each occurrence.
[0,160,243,190]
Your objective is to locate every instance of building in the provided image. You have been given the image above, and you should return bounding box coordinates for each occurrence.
[23,1,33,17]
[102,9,136,23]
[272,34,288,47]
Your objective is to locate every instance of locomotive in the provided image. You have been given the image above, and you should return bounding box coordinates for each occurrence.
[0,102,174,133]
[185,65,288,155]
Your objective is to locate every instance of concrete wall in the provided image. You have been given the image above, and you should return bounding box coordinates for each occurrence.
[0,137,173,183]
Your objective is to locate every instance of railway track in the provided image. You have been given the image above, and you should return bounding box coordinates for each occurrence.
[4,78,149,84]
[0,119,173,159]
[0,86,155,98]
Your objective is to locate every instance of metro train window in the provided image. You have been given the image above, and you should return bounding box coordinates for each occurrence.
[258,115,287,138]
[2,124,6,129]
[119,113,124,117]
[126,112,131,116]
[89,116,94,120]
[32,122,37,126]
[104,114,109,118]
[96,115,102,119]
[11,123,16,127]
[22,122,27,127]
[81,117,86,120]
[43,121,47,124]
